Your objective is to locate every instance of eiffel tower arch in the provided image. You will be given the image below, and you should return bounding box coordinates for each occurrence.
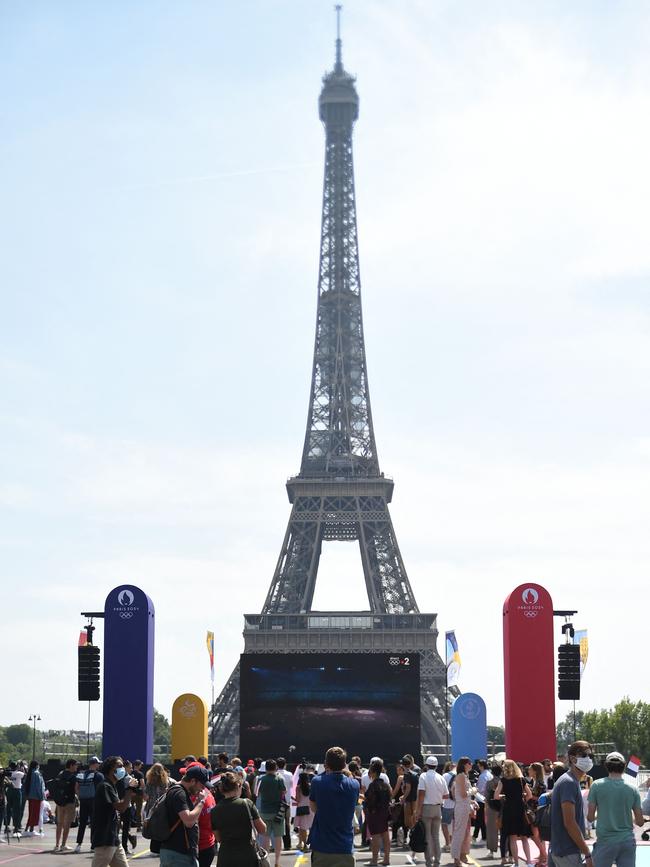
[211,17,451,757]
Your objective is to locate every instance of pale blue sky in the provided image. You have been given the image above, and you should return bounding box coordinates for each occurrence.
[2,1,649,736]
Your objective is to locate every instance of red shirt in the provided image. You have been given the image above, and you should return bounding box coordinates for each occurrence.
[193,787,216,851]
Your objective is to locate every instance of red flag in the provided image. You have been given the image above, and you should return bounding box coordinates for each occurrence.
[78,630,88,647]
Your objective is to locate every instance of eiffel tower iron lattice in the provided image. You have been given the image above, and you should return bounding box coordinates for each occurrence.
[210,17,451,756]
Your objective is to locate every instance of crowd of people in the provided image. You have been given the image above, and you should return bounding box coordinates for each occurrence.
[1,740,648,867]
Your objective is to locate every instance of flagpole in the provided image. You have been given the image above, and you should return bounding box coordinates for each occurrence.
[445,666,449,762]
[211,680,215,761]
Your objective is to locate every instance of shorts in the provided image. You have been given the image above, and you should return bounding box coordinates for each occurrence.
[311,852,355,867]
[442,807,454,825]
[56,803,76,826]
[91,844,129,867]
[260,812,285,838]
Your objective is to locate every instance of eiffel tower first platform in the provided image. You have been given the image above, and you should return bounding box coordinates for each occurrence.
[211,16,449,757]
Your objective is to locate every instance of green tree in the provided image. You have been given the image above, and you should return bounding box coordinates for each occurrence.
[5,724,32,746]
[487,725,505,747]
[153,709,170,746]
[556,698,650,764]
[153,709,171,762]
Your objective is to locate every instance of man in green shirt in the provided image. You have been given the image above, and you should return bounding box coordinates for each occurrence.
[255,759,286,867]
[587,751,644,867]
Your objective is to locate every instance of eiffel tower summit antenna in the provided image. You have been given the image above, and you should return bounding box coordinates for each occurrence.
[210,21,450,757]
[335,4,343,72]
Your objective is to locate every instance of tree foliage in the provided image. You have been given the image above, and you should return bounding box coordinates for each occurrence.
[5,724,32,746]
[556,698,650,764]
[487,725,505,746]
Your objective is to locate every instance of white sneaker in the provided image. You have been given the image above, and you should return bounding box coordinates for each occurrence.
[60,845,73,852]
[52,846,61,853]
[13,832,22,839]
[35,830,45,836]
[74,844,82,853]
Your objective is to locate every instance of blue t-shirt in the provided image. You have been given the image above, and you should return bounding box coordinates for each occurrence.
[309,771,360,854]
[550,771,584,857]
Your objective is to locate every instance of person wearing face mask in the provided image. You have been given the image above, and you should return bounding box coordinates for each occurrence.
[550,741,595,867]
[159,765,208,867]
[91,756,139,867]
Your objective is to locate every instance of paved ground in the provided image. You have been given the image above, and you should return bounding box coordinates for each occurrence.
[1,826,648,867]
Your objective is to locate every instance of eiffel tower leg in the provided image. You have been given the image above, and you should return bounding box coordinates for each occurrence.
[209,661,240,756]
[263,500,322,613]
[358,498,419,614]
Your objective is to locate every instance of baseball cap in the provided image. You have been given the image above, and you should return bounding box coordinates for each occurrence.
[370,756,382,764]
[184,766,210,785]
[605,751,625,764]
[425,756,438,767]
[89,757,100,764]
[179,761,203,774]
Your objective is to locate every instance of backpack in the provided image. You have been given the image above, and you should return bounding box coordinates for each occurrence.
[365,779,390,812]
[78,772,96,800]
[408,820,427,853]
[534,799,552,841]
[142,785,183,842]
[48,773,73,807]
[404,769,419,802]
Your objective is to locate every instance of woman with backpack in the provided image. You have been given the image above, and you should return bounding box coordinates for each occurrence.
[23,761,45,836]
[143,763,170,818]
[365,758,392,866]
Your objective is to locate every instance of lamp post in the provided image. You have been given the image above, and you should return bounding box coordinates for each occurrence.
[28,714,41,761]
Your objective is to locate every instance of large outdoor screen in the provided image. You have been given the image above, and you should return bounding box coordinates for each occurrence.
[239,652,420,763]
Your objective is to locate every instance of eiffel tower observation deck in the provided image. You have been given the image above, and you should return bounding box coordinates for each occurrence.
[211,12,449,755]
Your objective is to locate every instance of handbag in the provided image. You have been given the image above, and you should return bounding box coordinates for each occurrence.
[296,805,310,817]
[521,780,535,826]
[243,799,271,867]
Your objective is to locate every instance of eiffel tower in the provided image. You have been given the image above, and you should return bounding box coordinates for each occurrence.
[211,12,449,755]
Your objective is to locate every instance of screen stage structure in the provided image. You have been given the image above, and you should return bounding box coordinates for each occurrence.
[239,652,421,761]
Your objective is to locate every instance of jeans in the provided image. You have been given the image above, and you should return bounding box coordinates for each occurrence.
[421,804,442,867]
[198,845,215,867]
[77,798,95,845]
[281,803,291,850]
[159,848,198,867]
[592,837,636,867]
[551,853,584,867]
[6,788,22,831]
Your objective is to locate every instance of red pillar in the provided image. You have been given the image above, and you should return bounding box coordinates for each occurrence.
[503,583,556,762]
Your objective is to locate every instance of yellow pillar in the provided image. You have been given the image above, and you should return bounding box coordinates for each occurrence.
[171,694,208,761]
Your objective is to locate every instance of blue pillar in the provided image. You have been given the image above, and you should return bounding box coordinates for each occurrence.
[451,693,487,762]
[103,585,155,762]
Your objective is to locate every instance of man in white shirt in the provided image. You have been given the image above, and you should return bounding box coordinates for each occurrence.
[276,757,294,851]
[415,756,449,867]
